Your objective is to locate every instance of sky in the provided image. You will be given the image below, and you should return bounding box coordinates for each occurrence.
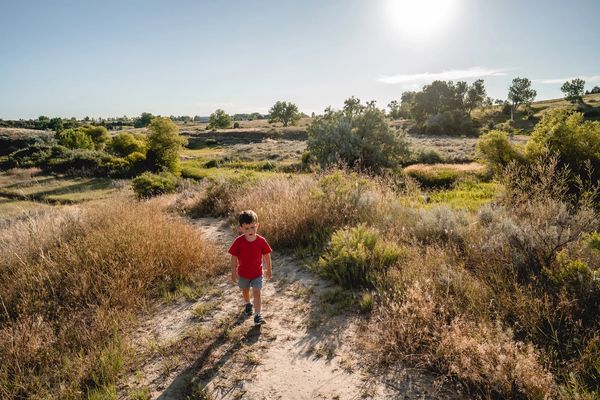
[1,0,599,119]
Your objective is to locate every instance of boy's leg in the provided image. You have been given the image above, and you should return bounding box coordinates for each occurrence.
[252,288,261,315]
[242,287,251,304]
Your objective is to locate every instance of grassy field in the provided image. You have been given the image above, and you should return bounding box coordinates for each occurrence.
[0,169,125,221]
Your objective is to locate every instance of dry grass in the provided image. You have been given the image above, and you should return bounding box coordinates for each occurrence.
[0,196,223,399]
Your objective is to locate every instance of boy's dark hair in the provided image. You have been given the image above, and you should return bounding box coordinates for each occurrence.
[239,210,258,225]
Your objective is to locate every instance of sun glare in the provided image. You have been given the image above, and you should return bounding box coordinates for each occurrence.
[385,0,459,39]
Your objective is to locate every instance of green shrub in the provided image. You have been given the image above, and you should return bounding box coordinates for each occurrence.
[6,143,62,168]
[203,159,220,168]
[208,109,232,129]
[45,149,108,176]
[424,110,476,136]
[317,224,404,289]
[307,101,410,171]
[56,128,95,150]
[417,149,445,164]
[108,132,147,157]
[132,172,178,198]
[476,130,522,173]
[526,110,600,188]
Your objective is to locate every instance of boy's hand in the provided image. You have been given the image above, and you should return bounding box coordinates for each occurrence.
[231,271,238,284]
[264,268,272,280]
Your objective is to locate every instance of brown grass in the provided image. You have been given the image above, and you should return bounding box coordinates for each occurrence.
[0,196,223,399]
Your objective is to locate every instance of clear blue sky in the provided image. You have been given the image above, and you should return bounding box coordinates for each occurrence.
[1,0,599,119]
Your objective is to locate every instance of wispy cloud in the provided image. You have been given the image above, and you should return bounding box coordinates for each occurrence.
[534,75,600,84]
[378,66,510,85]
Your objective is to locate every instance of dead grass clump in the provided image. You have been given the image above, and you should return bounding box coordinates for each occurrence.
[439,319,555,399]
[0,197,222,398]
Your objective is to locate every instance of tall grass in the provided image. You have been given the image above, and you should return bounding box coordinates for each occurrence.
[0,197,222,399]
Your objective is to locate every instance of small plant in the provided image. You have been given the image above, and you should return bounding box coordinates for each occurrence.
[358,292,374,313]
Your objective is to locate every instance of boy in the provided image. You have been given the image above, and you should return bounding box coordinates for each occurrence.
[228,210,272,326]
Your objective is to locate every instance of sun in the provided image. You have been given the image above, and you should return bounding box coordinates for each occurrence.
[385,0,459,39]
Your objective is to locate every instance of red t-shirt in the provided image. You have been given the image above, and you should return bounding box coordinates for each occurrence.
[228,234,272,279]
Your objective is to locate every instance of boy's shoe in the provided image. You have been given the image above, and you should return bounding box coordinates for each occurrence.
[244,303,253,317]
[254,314,266,326]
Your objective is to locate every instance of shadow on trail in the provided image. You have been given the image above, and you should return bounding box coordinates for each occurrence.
[156,312,262,400]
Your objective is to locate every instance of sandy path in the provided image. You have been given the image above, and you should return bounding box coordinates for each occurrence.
[119,217,460,400]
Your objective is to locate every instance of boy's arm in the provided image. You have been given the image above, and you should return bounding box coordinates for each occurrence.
[230,255,238,283]
[263,253,272,279]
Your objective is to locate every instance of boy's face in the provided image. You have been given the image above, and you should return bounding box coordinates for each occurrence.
[240,222,259,240]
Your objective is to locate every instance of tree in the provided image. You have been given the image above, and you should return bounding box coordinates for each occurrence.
[465,79,487,113]
[307,99,410,171]
[590,86,600,94]
[82,125,110,150]
[507,77,537,121]
[387,100,402,119]
[108,132,148,157]
[134,112,154,128]
[55,128,94,150]
[561,78,586,104]
[342,96,364,118]
[146,117,187,174]
[208,109,232,129]
[268,101,301,127]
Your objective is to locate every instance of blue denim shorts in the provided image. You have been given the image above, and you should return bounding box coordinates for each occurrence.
[238,275,263,289]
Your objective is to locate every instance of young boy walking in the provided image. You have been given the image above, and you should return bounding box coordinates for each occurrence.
[228,210,272,326]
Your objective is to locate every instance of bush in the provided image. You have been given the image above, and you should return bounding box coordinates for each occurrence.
[526,110,600,188]
[476,130,522,173]
[108,132,147,157]
[307,101,410,171]
[56,128,95,150]
[208,109,232,129]
[6,143,63,169]
[424,110,476,136]
[185,177,249,217]
[45,149,108,176]
[317,224,404,288]
[416,148,445,164]
[233,122,240,129]
[131,172,178,198]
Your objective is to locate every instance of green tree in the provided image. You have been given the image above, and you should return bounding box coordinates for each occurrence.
[387,100,402,119]
[82,125,110,150]
[343,96,365,118]
[561,78,586,104]
[146,117,187,174]
[307,99,410,171]
[55,128,95,150]
[465,79,487,113]
[108,132,148,157]
[508,77,537,121]
[208,109,232,129]
[134,112,154,128]
[268,101,301,127]
[48,117,64,132]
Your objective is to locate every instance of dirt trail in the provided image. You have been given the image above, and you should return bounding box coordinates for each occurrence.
[119,218,460,400]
